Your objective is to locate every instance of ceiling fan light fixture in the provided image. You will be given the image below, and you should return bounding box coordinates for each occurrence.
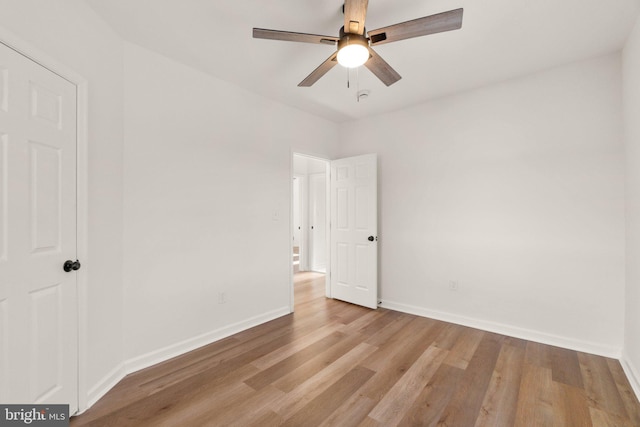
[337,35,369,68]
[253,3,464,88]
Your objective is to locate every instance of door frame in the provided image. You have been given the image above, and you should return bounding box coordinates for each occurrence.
[0,25,89,413]
[290,152,331,312]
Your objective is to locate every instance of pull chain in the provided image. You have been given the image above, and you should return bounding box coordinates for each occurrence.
[356,66,360,102]
[346,67,362,102]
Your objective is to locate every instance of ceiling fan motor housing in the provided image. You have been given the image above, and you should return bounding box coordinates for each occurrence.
[338,26,369,50]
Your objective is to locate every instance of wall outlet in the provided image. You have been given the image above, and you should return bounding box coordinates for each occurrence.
[218,292,226,304]
[448,281,459,291]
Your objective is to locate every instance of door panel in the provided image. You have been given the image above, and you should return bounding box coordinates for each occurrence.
[30,284,63,402]
[30,141,62,252]
[336,188,348,229]
[30,82,63,129]
[330,154,377,309]
[355,243,370,290]
[355,186,369,229]
[336,242,348,284]
[0,42,77,412]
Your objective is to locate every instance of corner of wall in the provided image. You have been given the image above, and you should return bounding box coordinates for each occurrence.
[621,352,640,402]
[82,363,127,414]
[123,307,290,379]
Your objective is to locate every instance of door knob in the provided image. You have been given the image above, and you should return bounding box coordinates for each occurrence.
[63,260,81,272]
[368,236,375,242]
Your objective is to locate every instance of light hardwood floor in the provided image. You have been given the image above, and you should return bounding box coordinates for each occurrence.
[71,272,640,426]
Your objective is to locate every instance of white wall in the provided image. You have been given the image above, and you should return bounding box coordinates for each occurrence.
[0,0,125,409]
[623,15,640,395]
[338,54,626,355]
[122,43,338,366]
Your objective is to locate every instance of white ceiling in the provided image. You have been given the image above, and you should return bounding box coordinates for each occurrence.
[85,0,640,123]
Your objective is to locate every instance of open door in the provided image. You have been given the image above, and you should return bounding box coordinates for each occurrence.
[330,154,378,309]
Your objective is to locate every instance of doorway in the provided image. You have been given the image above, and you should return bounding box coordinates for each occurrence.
[292,154,330,308]
[290,152,379,312]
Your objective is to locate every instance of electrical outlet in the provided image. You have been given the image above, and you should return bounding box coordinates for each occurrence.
[448,281,459,291]
[218,292,226,304]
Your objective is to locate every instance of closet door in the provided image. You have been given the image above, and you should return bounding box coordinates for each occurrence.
[0,41,78,412]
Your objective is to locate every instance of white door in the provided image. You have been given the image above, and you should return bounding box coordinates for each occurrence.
[0,42,78,412]
[309,173,326,273]
[330,154,377,309]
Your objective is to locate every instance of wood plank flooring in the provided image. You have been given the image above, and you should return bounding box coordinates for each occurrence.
[71,272,640,426]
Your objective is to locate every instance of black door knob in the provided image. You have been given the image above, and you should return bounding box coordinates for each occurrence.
[63,260,81,272]
[368,236,375,242]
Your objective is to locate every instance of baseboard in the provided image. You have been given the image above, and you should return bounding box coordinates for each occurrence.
[621,352,640,401]
[78,306,291,414]
[81,363,127,414]
[380,299,622,358]
[123,306,291,374]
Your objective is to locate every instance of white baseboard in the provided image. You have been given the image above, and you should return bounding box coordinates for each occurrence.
[78,306,291,414]
[123,306,291,374]
[82,363,127,414]
[621,353,640,401]
[81,303,630,414]
[379,299,622,358]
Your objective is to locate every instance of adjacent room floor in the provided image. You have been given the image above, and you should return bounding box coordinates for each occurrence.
[71,272,640,426]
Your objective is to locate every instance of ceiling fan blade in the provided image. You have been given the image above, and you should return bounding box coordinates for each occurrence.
[344,0,369,35]
[253,28,338,45]
[365,48,401,86]
[368,8,463,46]
[298,52,339,87]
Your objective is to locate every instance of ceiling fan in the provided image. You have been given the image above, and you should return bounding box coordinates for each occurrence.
[253,0,463,87]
